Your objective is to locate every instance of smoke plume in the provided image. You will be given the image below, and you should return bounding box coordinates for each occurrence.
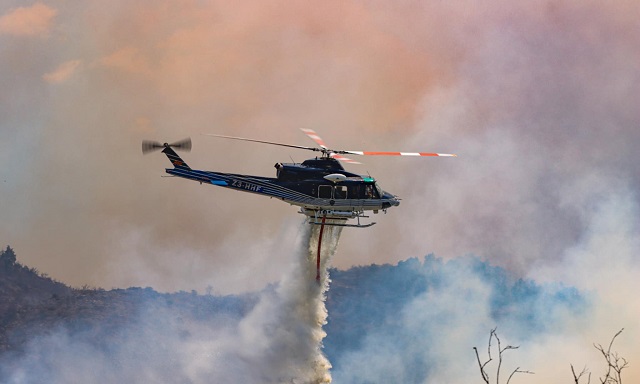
[232,220,342,383]
[1,219,342,383]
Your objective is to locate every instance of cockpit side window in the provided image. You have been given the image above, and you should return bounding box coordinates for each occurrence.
[318,185,348,199]
[364,183,380,199]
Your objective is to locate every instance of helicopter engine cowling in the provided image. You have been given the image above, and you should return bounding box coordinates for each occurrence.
[324,173,347,183]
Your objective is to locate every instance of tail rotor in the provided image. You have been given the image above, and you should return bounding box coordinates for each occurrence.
[142,138,192,155]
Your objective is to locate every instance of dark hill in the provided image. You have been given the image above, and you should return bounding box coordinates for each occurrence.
[0,246,255,357]
[0,245,586,380]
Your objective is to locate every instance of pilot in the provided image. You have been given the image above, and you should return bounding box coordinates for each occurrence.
[365,185,374,199]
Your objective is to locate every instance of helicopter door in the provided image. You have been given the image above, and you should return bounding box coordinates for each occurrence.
[349,185,361,199]
[318,185,332,198]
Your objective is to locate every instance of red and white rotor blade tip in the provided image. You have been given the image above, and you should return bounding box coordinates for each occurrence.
[345,151,457,157]
[301,128,360,162]
[330,153,361,164]
[300,128,328,149]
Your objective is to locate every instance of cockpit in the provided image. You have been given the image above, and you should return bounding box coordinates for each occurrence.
[364,183,379,199]
[317,181,385,200]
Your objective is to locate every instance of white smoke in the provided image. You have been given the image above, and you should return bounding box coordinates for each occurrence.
[1,219,343,384]
[230,219,343,383]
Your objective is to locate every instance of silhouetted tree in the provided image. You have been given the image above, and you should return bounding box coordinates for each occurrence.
[474,328,534,384]
[1,245,16,268]
[571,329,628,384]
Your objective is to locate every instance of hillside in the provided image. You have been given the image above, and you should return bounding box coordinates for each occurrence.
[0,246,255,357]
[0,246,586,382]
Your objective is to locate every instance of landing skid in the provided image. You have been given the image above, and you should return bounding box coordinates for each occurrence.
[309,221,376,228]
[301,208,376,228]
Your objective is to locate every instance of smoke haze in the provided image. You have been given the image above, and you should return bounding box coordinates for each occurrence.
[2,221,343,383]
[1,0,639,382]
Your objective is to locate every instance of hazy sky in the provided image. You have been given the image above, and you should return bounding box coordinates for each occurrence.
[1,0,638,298]
[0,0,461,292]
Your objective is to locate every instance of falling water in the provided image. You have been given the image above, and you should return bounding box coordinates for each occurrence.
[234,219,343,383]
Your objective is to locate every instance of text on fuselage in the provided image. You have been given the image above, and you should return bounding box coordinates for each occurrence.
[231,179,263,192]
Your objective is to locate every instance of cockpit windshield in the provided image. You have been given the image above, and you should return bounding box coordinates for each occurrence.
[375,183,384,198]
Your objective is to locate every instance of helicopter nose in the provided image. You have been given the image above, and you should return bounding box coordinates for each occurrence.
[382,197,399,209]
[382,191,400,207]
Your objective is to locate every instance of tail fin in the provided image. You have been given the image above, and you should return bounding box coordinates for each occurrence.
[162,146,191,170]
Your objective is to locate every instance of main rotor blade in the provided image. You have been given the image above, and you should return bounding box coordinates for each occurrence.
[300,129,360,163]
[344,150,457,157]
[300,128,328,149]
[202,133,322,153]
[330,153,361,164]
[203,131,456,162]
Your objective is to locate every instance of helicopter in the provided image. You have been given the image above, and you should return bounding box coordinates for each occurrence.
[143,130,455,281]
[142,129,456,228]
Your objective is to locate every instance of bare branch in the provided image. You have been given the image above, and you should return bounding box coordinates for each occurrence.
[495,330,503,384]
[488,328,496,360]
[506,367,534,384]
[474,347,490,384]
[573,329,627,384]
[595,328,628,384]
[571,364,591,384]
[474,328,532,384]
